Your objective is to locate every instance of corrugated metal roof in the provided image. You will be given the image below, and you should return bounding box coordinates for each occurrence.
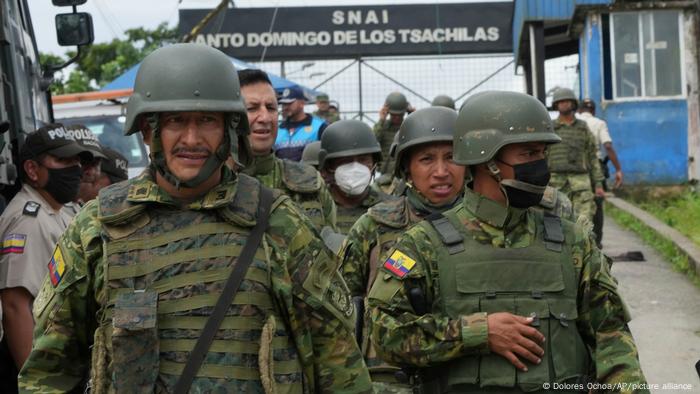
[512,0,614,61]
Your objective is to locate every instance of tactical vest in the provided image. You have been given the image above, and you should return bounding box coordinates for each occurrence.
[376,121,400,173]
[336,189,391,235]
[275,116,325,161]
[90,174,303,393]
[420,209,589,394]
[548,120,592,174]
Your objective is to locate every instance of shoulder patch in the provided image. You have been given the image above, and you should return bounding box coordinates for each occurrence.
[48,246,66,287]
[1,233,26,254]
[22,201,40,216]
[383,250,416,278]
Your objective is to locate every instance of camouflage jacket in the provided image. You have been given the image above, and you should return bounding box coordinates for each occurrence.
[372,120,401,174]
[548,118,604,189]
[19,168,372,394]
[537,185,575,221]
[313,110,340,124]
[335,186,393,235]
[243,152,337,231]
[368,188,647,392]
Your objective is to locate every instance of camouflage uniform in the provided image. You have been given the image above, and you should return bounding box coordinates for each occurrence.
[19,168,372,393]
[368,188,647,393]
[242,152,337,230]
[369,90,646,393]
[538,185,575,221]
[548,118,604,223]
[335,186,391,235]
[373,120,401,175]
[314,110,340,125]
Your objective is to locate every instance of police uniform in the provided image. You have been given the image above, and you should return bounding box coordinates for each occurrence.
[0,185,73,297]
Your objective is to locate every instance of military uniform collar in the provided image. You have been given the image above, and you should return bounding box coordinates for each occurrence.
[126,167,236,210]
[463,188,527,229]
[406,186,461,216]
[553,117,585,129]
[244,152,276,175]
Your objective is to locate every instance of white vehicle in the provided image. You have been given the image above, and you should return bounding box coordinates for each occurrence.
[52,89,148,179]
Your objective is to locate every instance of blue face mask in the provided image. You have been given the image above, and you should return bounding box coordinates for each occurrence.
[498,158,551,208]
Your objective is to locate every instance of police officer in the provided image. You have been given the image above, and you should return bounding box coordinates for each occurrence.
[19,44,372,393]
[374,92,412,175]
[342,107,465,392]
[314,93,341,124]
[548,88,604,226]
[431,94,456,110]
[320,119,389,234]
[0,124,90,391]
[93,147,129,188]
[276,85,327,161]
[66,124,107,209]
[369,91,647,393]
[239,69,337,230]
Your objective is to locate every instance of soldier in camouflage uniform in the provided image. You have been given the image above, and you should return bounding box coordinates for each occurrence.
[320,120,390,234]
[314,94,341,124]
[548,88,605,226]
[238,69,337,231]
[374,92,411,175]
[369,91,648,393]
[341,106,466,392]
[19,43,372,393]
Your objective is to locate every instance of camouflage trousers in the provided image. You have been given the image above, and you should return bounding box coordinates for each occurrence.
[549,173,596,224]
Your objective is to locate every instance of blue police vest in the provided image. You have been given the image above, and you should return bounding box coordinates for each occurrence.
[275,116,325,161]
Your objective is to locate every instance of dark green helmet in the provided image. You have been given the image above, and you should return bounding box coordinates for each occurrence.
[301,141,321,166]
[454,91,560,165]
[124,43,251,188]
[318,120,381,170]
[385,92,409,114]
[551,87,578,109]
[394,106,458,178]
[431,94,456,110]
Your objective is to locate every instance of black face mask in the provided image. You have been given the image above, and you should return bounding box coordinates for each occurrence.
[44,165,82,204]
[498,158,551,208]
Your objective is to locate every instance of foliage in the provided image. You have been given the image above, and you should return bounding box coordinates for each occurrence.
[607,202,700,288]
[637,189,700,248]
[41,22,177,95]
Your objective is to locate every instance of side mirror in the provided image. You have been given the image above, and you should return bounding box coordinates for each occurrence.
[55,13,94,47]
[51,0,88,6]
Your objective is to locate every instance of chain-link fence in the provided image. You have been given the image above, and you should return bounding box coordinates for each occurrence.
[249,53,579,125]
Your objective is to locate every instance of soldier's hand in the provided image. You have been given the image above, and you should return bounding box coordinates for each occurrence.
[595,186,605,198]
[487,312,545,372]
[614,170,623,189]
[379,105,389,119]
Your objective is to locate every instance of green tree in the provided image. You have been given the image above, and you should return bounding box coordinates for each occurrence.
[42,22,177,94]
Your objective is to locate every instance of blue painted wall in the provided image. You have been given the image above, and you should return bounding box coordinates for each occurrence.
[600,101,688,184]
[577,11,688,184]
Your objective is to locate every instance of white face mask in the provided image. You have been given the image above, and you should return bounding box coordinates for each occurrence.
[334,161,372,196]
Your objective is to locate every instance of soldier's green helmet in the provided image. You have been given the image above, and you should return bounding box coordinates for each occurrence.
[394,106,458,178]
[551,87,578,110]
[124,43,251,188]
[431,94,456,110]
[301,141,321,167]
[385,92,409,114]
[454,91,561,166]
[318,120,381,170]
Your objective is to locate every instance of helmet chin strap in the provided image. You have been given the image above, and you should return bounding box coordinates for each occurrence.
[147,113,238,190]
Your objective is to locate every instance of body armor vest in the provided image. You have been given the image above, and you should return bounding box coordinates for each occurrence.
[421,208,589,394]
[548,120,592,174]
[376,121,400,173]
[90,174,303,393]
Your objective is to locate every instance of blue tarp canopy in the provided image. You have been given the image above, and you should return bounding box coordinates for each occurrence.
[101,56,322,100]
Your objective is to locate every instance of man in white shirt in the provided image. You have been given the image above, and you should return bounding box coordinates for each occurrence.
[577,98,623,247]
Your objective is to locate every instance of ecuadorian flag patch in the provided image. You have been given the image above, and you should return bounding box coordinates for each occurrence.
[383,250,416,278]
[1,233,26,254]
[48,247,66,287]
